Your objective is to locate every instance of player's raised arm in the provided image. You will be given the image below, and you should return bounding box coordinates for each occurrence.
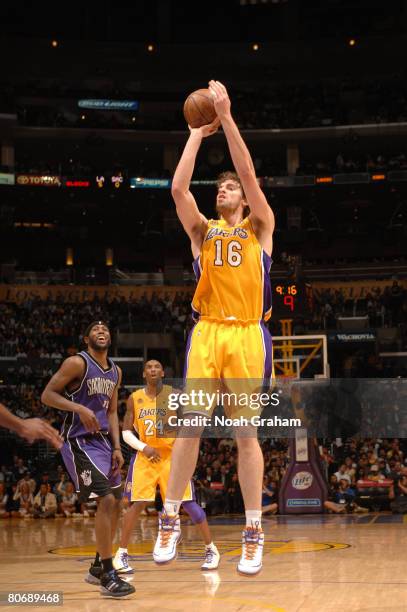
[41,356,100,434]
[172,120,219,253]
[209,80,275,233]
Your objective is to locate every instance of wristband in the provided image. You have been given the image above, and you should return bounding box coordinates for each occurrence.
[122,429,147,452]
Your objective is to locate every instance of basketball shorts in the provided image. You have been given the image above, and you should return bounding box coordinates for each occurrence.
[183,318,273,416]
[123,450,194,503]
[61,433,122,502]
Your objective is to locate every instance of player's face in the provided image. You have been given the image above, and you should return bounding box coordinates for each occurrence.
[216,180,246,215]
[143,360,164,383]
[86,324,111,351]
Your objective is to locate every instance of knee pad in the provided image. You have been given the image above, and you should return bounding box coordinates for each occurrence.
[183,500,206,524]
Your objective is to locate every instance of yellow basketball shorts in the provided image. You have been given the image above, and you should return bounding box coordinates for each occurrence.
[123,451,194,503]
[182,318,273,416]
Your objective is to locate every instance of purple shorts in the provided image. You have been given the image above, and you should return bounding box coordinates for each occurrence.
[61,432,122,502]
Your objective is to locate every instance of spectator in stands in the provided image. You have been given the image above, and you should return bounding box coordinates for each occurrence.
[334,464,351,484]
[54,472,69,499]
[18,471,36,495]
[13,481,34,517]
[12,457,28,481]
[261,476,278,515]
[0,482,9,518]
[225,473,244,514]
[59,482,78,517]
[32,483,57,518]
[389,473,407,513]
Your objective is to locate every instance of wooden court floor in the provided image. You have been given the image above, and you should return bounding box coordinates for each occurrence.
[1,514,407,611]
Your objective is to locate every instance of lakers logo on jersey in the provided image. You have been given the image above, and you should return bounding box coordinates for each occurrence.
[132,385,174,451]
[192,217,272,322]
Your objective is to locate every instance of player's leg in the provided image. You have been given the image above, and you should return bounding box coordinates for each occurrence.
[182,499,220,570]
[223,321,272,575]
[61,437,135,597]
[113,501,146,572]
[115,452,159,570]
[164,435,202,509]
[155,321,218,563]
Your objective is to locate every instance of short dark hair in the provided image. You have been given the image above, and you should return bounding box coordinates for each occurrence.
[216,171,250,218]
[143,359,163,371]
[84,320,110,337]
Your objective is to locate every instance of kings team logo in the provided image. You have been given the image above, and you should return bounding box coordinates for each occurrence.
[80,469,92,486]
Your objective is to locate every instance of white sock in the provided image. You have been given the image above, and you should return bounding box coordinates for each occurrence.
[117,547,127,554]
[245,510,262,528]
[205,541,215,549]
[164,499,181,515]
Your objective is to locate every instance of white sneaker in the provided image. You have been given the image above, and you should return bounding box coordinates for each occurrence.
[237,525,264,576]
[153,512,181,564]
[113,550,135,574]
[201,544,220,570]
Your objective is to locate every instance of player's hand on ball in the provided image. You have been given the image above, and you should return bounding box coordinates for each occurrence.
[189,117,220,138]
[143,445,161,463]
[209,80,231,119]
[77,405,101,434]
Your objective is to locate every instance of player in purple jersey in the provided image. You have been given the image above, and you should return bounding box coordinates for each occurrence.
[41,321,135,599]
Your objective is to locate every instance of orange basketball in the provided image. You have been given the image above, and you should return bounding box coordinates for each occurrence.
[183,88,217,128]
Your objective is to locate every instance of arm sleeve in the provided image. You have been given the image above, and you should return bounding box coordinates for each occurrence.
[122,429,146,452]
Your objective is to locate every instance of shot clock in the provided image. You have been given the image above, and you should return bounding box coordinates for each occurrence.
[272,282,308,316]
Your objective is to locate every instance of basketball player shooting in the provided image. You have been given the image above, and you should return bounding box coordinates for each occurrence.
[153,80,274,575]
[41,321,135,598]
[113,359,220,573]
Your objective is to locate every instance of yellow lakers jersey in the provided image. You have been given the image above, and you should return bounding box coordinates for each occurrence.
[191,217,272,322]
[132,385,174,451]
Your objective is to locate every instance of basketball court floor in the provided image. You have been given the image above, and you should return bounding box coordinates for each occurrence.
[2,513,406,611]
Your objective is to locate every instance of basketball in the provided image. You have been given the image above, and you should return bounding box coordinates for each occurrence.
[183,88,217,128]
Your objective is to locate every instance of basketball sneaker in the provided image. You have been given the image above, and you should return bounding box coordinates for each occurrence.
[201,543,220,570]
[85,563,102,585]
[153,511,181,564]
[237,524,264,576]
[100,569,136,598]
[113,549,135,574]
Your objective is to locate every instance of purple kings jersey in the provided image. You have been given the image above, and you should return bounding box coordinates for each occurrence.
[62,351,119,439]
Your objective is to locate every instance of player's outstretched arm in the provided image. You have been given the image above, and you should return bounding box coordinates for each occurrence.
[209,80,274,231]
[41,356,100,434]
[0,403,62,449]
[172,120,219,253]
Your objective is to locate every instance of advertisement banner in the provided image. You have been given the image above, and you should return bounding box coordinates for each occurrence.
[130,178,171,189]
[16,175,61,187]
[313,279,407,299]
[0,285,193,304]
[64,180,90,188]
[328,331,376,343]
[0,173,15,185]
[78,100,139,111]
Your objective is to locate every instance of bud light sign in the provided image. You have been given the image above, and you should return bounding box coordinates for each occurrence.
[292,471,313,490]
